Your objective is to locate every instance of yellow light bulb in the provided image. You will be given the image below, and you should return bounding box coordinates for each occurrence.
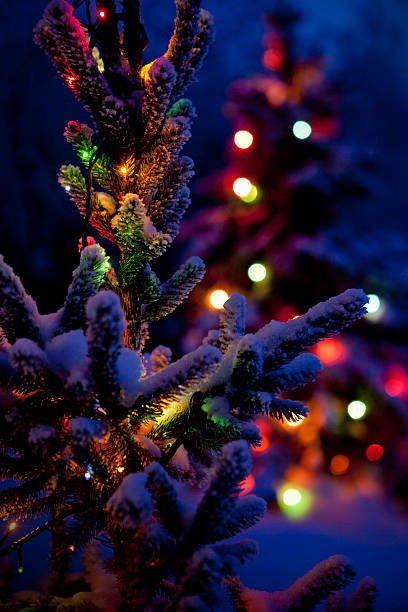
[117,466,125,473]
[233,177,253,198]
[8,522,16,531]
[234,130,254,150]
[282,487,302,506]
[209,289,229,309]
[121,166,127,175]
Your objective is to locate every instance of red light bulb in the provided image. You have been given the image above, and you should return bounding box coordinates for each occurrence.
[99,10,106,19]
[366,444,384,462]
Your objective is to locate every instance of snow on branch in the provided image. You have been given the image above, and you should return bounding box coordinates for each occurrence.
[86,291,126,406]
[139,344,221,398]
[57,244,109,335]
[142,257,205,323]
[0,255,40,345]
[219,293,246,353]
[257,289,368,368]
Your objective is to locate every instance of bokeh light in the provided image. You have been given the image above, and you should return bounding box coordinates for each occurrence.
[293,120,312,139]
[314,338,346,365]
[262,49,283,70]
[384,365,408,396]
[233,177,252,198]
[99,10,106,18]
[366,294,380,314]
[385,376,406,397]
[240,184,259,203]
[121,166,127,174]
[234,130,254,150]
[366,444,384,462]
[347,400,367,420]
[209,289,229,309]
[330,454,350,475]
[8,522,16,531]
[282,488,302,506]
[248,263,267,282]
[278,484,312,518]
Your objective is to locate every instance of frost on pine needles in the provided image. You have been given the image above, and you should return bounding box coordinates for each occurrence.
[0,0,376,609]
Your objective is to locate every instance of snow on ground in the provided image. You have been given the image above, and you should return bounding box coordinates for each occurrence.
[239,481,408,611]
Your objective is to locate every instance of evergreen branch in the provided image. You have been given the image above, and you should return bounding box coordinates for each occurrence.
[57,244,109,335]
[257,353,322,393]
[257,289,368,369]
[86,291,126,408]
[139,345,221,398]
[184,441,252,549]
[0,255,41,346]
[219,294,246,353]
[59,165,117,242]
[165,0,202,95]
[182,9,216,90]
[142,257,205,322]
[0,503,99,558]
[142,57,177,143]
[346,577,377,611]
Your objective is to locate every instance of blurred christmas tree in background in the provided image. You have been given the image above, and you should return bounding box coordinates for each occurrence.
[180,1,408,513]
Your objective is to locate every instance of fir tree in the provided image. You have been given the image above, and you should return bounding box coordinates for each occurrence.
[0,0,374,609]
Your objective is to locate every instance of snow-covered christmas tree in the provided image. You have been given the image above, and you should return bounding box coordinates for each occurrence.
[0,0,375,609]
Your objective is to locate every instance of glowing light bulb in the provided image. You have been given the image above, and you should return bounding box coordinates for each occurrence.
[241,184,259,203]
[293,120,312,140]
[117,466,125,473]
[82,151,89,159]
[8,522,16,532]
[262,49,283,70]
[278,483,312,518]
[385,376,405,397]
[121,166,127,175]
[314,338,346,365]
[282,487,302,506]
[209,289,229,309]
[366,294,380,314]
[17,566,23,574]
[99,10,106,18]
[64,185,71,192]
[84,471,91,480]
[248,262,267,282]
[233,177,253,198]
[364,294,385,322]
[330,454,350,475]
[68,544,75,552]
[347,400,367,420]
[234,130,254,150]
[284,417,304,428]
[366,444,384,462]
